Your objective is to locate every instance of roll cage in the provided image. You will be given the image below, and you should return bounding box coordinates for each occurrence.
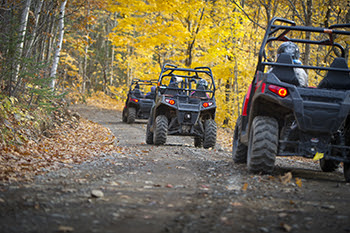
[157,63,216,98]
[128,78,158,91]
[257,17,350,72]
[245,17,350,119]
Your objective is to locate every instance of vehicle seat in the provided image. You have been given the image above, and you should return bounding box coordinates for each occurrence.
[133,88,143,98]
[192,85,208,98]
[318,57,350,90]
[271,53,300,86]
[146,91,156,99]
[164,82,179,96]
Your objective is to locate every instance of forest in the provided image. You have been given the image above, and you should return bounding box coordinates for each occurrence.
[0,0,349,146]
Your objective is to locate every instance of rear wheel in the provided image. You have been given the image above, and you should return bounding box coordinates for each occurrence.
[203,119,217,149]
[194,136,203,148]
[127,107,136,124]
[154,115,168,145]
[232,115,248,163]
[146,118,154,144]
[247,116,278,174]
[344,163,350,182]
[320,158,339,172]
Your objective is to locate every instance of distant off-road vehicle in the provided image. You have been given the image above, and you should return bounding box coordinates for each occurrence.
[146,64,217,148]
[232,17,350,182]
[122,78,158,124]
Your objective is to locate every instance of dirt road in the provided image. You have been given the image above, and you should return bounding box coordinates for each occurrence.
[1,104,350,233]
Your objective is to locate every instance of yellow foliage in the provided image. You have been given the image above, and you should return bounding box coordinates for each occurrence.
[67,0,350,129]
[105,0,258,128]
[86,91,124,111]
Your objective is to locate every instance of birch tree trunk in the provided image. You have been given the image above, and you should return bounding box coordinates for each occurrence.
[110,43,114,86]
[50,0,67,89]
[13,0,31,93]
[82,5,90,94]
[26,0,44,57]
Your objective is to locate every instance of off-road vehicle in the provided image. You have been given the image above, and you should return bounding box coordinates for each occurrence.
[232,17,350,182]
[122,78,158,124]
[146,64,217,148]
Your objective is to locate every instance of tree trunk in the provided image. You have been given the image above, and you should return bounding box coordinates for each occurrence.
[110,43,115,86]
[50,0,67,89]
[82,37,89,94]
[184,7,205,68]
[13,0,32,93]
[26,0,44,58]
[303,0,312,67]
[82,4,90,94]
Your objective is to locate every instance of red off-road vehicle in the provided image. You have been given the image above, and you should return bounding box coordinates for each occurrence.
[232,17,350,182]
[122,78,158,124]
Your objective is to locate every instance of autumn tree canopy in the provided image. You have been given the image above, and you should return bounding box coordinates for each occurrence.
[0,0,349,127]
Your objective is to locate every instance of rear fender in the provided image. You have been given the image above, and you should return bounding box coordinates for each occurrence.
[128,102,140,110]
[200,109,216,121]
[155,104,175,120]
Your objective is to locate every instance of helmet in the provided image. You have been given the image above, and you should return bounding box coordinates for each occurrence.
[277,41,300,60]
[151,86,156,92]
[170,75,181,83]
[197,79,208,89]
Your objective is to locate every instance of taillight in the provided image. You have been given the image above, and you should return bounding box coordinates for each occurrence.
[165,98,175,105]
[268,85,288,97]
[131,98,139,103]
[202,102,213,108]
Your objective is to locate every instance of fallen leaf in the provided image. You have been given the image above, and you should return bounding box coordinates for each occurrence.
[58,226,74,232]
[230,202,243,207]
[280,223,292,232]
[279,172,292,184]
[295,178,302,187]
[242,183,248,192]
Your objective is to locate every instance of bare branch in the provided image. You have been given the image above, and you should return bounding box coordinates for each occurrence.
[287,0,305,24]
[230,0,265,30]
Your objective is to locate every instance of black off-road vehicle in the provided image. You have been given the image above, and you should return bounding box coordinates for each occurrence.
[122,78,158,124]
[232,17,350,182]
[146,64,217,148]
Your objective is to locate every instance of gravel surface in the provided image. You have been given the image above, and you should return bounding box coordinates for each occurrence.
[0,104,350,233]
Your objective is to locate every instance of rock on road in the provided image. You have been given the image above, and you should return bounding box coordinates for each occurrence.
[0,104,350,233]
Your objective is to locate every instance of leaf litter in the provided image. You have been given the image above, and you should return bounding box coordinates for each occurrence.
[0,113,121,183]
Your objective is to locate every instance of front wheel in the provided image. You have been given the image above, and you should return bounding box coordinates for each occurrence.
[153,115,168,145]
[122,108,127,122]
[232,115,248,163]
[247,116,278,174]
[127,107,136,124]
[146,118,154,144]
[203,119,217,149]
